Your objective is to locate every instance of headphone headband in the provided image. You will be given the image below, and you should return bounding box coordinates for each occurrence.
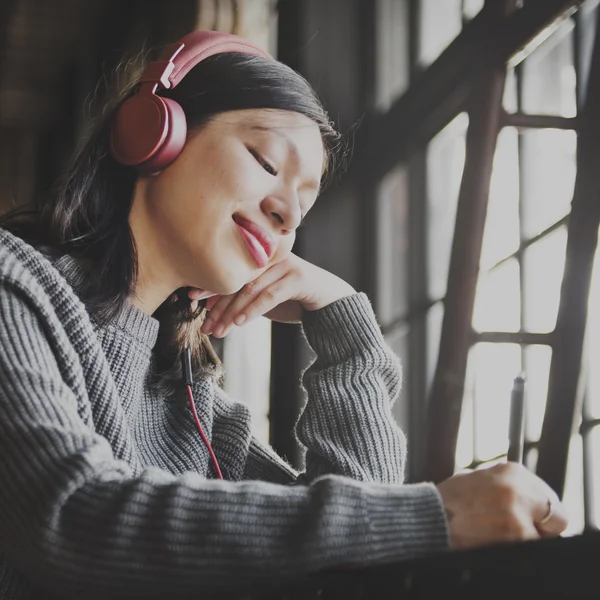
[141,31,272,92]
[109,30,273,173]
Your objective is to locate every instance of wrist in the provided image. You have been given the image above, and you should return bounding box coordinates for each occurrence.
[301,293,391,367]
[303,280,356,312]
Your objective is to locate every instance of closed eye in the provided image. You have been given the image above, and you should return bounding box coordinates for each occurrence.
[249,148,277,176]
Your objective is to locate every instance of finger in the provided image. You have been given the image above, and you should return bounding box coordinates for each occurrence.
[205,295,220,311]
[497,462,568,537]
[449,513,541,549]
[204,262,287,333]
[535,496,569,537]
[229,274,295,328]
[198,295,223,335]
[532,476,569,536]
[210,265,289,334]
[201,294,238,336]
[502,517,542,545]
[188,289,217,301]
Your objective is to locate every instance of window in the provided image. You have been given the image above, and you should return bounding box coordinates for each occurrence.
[418,0,463,67]
[376,164,410,325]
[417,0,485,68]
[376,0,411,111]
[369,0,599,533]
[426,112,468,301]
[583,231,600,529]
[452,5,599,534]
[223,318,272,445]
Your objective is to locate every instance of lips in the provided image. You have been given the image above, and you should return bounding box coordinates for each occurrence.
[232,214,275,269]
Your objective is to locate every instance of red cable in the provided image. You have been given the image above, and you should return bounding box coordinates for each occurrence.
[186,384,224,480]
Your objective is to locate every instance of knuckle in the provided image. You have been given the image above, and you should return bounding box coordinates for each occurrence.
[261,286,278,301]
[243,281,257,296]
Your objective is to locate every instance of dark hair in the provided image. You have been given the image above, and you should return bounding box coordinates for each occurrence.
[0,48,345,393]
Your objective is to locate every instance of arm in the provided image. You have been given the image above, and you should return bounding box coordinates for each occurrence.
[197,257,407,484]
[240,294,406,485]
[297,292,407,484]
[0,280,448,599]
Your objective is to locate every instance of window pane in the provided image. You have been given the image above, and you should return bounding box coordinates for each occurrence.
[222,317,271,445]
[586,230,600,419]
[376,165,409,325]
[521,19,577,117]
[523,226,568,333]
[523,345,552,441]
[481,127,520,270]
[418,0,462,67]
[471,343,522,462]
[426,301,444,395]
[578,0,600,107]
[590,426,600,529]
[463,0,484,20]
[521,129,576,240]
[456,344,476,470]
[376,0,410,111]
[473,259,521,332]
[562,434,585,536]
[503,69,519,113]
[427,113,468,300]
[525,446,538,473]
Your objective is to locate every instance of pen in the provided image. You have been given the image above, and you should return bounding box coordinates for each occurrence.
[507,373,526,464]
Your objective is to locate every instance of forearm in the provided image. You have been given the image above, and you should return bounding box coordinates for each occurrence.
[5,450,447,599]
[297,293,407,484]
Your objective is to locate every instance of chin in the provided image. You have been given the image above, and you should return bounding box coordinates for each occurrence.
[210,267,257,296]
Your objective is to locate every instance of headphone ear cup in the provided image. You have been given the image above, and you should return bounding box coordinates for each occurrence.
[109,94,187,174]
[139,97,187,174]
[110,93,168,167]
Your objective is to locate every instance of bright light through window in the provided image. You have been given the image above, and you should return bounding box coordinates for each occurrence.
[463,0,484,20]
[562,434,585,536]
[473,258,521,333]
[480,127,520,270]
[418,0,462,67]
[591,428,600,528]
[223,317,272,445]
[586,230,600,418]
[523,226,568,333]
[521,129,576,240]
[521,18,577,118]
[523,345,552,442]
[457,343,522,468]
[427,112,468,301]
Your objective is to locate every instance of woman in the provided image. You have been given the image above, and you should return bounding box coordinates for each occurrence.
[0,30,567,599]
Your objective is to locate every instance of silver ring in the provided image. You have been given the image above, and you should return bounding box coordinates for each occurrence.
[539,498,553,525]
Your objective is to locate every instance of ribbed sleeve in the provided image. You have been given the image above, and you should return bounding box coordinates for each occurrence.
[0,231,449,599]
[296,293,407,483]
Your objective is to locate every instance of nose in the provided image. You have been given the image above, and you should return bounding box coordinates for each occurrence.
[260,193,302,234]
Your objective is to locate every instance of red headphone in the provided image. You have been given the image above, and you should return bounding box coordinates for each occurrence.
[109,30,272,175]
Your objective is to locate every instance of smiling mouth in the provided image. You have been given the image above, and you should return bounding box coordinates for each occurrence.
[232,215,274,269]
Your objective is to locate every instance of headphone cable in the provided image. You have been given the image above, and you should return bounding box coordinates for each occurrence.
[182,346,223,480]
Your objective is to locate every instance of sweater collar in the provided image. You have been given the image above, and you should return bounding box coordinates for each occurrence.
[52,253,160,350]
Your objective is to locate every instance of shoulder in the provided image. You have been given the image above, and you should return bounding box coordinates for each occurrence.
[0,228,90,332]
[0,227,61,289]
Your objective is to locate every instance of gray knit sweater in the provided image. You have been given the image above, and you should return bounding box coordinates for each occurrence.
[0,228,448,599]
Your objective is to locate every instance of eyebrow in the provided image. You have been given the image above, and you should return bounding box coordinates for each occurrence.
[247,124,322,192]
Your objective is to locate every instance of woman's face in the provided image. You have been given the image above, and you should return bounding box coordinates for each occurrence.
[132,109,324,299]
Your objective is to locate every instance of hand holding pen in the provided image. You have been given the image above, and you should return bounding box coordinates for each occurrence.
[435,371,568,549]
